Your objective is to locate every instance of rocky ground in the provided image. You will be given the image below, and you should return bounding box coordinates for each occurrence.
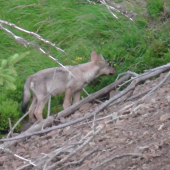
[0,72,170,170]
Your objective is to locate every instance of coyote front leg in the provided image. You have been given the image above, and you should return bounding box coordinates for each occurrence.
[63,88,73,109]
[73,90,81,104]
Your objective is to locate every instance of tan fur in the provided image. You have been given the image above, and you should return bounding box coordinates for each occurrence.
[22,51,115,122]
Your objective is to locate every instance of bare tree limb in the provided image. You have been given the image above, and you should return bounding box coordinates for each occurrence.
[91,0,136,20]
[92,153,143,170]
[56,148,98,170]
[0,146,37,168]
[8,118,13,138]
[0,19,66,54]
[101,0,118,19]
[48,123,107,170]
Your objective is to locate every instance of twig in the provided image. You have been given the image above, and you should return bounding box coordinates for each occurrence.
[129,71,170,114]
[8,118,13,138]
[48,123,107,169]
[43,145,74,170]
[92,153,143,170]
[6,108,33,138]
[101,0,118,19]
[47,95,51,118]
[0,146,37,167]
[87,0,96,4]
[8,4,38,12]
[15,164,32,170]
[94,0,135,20]
[56,148,98,170]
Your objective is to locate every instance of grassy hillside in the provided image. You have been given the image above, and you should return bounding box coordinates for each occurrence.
[0,0,170,132]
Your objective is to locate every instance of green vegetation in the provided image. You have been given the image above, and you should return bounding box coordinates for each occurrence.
[0,52,29,133]
[0,0,170,133]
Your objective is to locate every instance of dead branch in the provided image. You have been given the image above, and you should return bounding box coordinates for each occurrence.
[56,148,98,170]
[0,19,66,54]
[92,153,143,170]
[48,123,106,170]
[101,0,118,19]
[91,0,136,20]
[8,118,13,138]
[15,164,32,170]
[0,23,74,77]
[6,109,32,138]
[0,146,37,168]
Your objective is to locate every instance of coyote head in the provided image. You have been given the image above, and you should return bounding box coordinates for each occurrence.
[90,51,115,77]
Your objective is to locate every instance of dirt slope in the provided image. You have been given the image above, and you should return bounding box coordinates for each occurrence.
[0,72,170,170]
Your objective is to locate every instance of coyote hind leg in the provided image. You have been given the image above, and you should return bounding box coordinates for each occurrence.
[28,95,37,123]
[34,96,49,122]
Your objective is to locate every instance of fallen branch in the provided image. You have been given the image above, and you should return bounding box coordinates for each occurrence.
[0,23,73,77]
[0,146,37,168]
[92,153,143,170]
[48,123,107,170]
[0,19,66,54]
[8,118,13,138]
[56,148,98,170]
[92,0,136,20]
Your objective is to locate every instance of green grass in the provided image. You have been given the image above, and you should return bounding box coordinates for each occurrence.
[0,0,170,133]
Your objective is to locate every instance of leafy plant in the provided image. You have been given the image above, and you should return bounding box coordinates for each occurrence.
[0,52,30,90]
[0,99,21,132]
[0,52,29,134]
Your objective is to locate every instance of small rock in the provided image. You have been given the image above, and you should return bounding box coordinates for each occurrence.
[63,126,71,135]
[150,98,156,104]
[41,140,48,146]
[139,146,149,151]
[160,114,170,122]
[160,103,166,108]
[158,124,164,130]
[143,131,150,136]
[115,138,126,144]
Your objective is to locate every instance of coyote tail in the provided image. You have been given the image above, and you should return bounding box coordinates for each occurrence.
[22,76,32,113]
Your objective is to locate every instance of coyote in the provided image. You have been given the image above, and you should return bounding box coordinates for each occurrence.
[22,51,115,122]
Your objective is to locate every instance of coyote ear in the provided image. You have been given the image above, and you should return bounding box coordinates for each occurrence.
[99,53,105,61]
[98,53,105,66]
[91,51,99,62]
